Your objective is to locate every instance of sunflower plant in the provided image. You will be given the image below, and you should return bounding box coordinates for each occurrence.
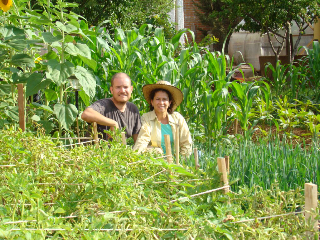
[0,0,97,136]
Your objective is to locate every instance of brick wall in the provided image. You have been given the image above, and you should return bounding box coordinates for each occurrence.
[184,0,211,43]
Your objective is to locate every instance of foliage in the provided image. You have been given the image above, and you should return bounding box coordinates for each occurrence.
[302,40,320,101]
[30,0,176,38]
[0,129,318,239]
[193,0,242,52]
[0,0,98,136]
[0,0,319,150]
[195,0,320,61]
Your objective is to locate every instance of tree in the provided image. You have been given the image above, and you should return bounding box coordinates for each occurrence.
[195,0,320,62]
[193,0,242,52]
[30,0,176,38]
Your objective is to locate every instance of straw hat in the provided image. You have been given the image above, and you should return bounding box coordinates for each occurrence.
[143,81,183,111]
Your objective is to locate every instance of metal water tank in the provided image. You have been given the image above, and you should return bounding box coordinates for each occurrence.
[228,32,261,70]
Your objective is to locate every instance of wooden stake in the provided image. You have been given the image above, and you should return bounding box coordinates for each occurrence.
[224,156,230,174]
[92,122,99,145]
[17,84,25,131]
[175,126,179,164]
[217,157,229,193]
[164,135,173,164]
[305,183,318,233]
[234,119,238,135]
[194,148,199,170]
[121,132,126,146]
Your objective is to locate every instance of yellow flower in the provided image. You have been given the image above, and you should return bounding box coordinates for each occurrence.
[0,0,13,12]
[34,57,42,64]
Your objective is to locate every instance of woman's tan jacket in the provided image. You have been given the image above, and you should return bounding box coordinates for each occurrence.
[133,110,192,156]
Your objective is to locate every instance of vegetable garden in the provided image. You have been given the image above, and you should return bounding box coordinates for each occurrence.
[0,0,319,239]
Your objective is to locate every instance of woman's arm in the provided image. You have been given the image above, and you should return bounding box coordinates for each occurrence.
[176,114,192,157]
[132,122,151,153]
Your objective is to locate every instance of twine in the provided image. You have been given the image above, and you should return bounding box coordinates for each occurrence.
[56,140,94,148]
[170,185,230,203]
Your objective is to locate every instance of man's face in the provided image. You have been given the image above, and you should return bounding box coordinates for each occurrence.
[110,75,133,104]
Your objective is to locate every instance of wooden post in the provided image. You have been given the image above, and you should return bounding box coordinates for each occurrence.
[175,127,179,165]
[164,134,173,164]
[217,157,229,194]
[17,84,25,131]
[121,132,126,146]
[305,183,318,233]
[92,122,99,146]
[194,148,199,170]
[224,156,230,174]
[234,119,238,135]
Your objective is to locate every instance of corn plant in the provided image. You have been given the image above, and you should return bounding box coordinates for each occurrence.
[303,40,320,100]
[264,60,289,97]
[230,81,260,139]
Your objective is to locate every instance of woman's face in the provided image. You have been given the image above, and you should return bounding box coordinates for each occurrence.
[151,91,172,114]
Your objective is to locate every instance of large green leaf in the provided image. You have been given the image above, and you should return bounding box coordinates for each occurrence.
[65,43,91,59]
[11,54,35,68]
[4,106,19,121]
[79,90,90,106]
[0,84,11,96]
[74,66,96,99]
[0,102,8,109]
[29,15,52,25]
[0,25,24,38]
[42,32,63,43]
[31,102,53,113]
[97,36,111,51]
[26,73,51,97]
[38,120,55,134]
[5,40,27,51]
[45,60,74,86]
[44,89,58,102]
[54,103,78,130]
[0,119,8,128]
[44,50,58,60]
[13,72,43,84]
[0,50,9,62]
[79,55,97,71]
[55,21,78,33]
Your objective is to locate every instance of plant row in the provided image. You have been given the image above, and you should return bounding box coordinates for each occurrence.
[0,129,318,239]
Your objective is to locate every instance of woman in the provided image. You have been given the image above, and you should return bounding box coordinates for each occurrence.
[133,81,192,157]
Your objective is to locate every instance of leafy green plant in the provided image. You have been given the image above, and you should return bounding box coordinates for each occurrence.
[230,81,260,139]
[0,129,318,239]
[303,40,320,101]
[264,60,289,97]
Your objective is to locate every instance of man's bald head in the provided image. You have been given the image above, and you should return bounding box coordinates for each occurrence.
[111,73,131,86]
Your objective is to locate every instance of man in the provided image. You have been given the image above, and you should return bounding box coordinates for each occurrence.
[81,73,141,142]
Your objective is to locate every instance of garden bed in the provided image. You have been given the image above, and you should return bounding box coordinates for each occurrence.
[0,130,318,239]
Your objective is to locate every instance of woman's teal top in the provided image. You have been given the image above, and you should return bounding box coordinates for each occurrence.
[160,123,173,155]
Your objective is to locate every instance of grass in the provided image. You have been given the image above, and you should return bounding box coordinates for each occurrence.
[191,135,319,191]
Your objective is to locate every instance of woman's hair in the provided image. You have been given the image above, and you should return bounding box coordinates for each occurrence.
[149,88,174,114]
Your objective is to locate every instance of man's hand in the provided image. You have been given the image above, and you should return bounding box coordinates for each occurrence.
[110,120,119,131]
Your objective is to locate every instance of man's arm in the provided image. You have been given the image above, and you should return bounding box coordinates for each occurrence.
[81,107,118,130]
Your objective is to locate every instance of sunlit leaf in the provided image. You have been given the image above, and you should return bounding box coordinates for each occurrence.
[54,103,78,130]
[45,60,74,86]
